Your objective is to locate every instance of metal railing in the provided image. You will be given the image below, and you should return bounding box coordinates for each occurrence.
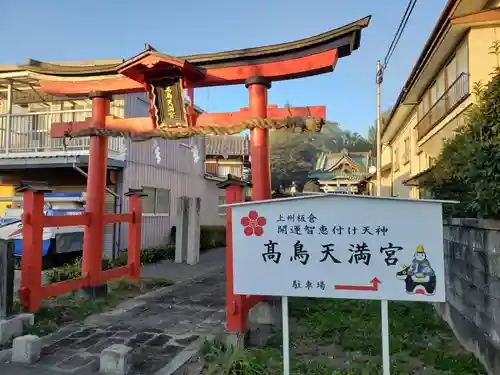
[416,72,470,141]
[0,110,124,154]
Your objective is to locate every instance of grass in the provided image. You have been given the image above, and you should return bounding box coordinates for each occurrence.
[201,298,487,375]
[7,277,172,343]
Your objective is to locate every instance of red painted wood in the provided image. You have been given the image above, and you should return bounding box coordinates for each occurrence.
[82,96,109,286]
[194,106,326,126]
[99,266,131,283]
[20,191,45,311]
[203,49,338,87]
[127,195,142,281]
[248,82,271,201]
[39,76,143,96]
[103,213,133,224]
[225,184,247,332]
[40,277,88,298]
[118,54,204,83]
[38,49,338,95]
[50,106,326,138]
[44,214,90,227]
[244,295,264,311]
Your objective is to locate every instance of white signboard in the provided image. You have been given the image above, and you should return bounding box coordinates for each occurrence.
[230,194,445,302]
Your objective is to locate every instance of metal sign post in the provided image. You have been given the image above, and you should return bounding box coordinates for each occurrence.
[282,296,290,375]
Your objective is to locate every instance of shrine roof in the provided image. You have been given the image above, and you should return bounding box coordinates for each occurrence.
[0,59,124,75]
[314,149,372,172]
[6,16,370,77]
[307,170,369,181]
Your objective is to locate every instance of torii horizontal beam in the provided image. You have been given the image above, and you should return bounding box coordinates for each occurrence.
[51,105,326,139]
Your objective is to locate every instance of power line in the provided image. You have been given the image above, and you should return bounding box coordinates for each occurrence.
[384,0,418,71]
[383,1,413,68]
[380,0,418,76]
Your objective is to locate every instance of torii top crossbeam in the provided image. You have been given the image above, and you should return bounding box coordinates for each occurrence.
[16,16,370,140]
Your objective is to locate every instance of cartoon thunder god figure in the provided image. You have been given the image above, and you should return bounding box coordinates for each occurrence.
[396,244,436,296]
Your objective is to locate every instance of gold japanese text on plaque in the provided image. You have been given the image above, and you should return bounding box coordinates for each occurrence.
[149,78,187,130]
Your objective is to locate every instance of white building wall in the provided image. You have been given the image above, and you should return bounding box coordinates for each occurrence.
[119,93,224,250]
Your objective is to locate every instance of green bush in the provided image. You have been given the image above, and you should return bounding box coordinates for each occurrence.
[170,225,226,250]
[139,246,174,265]
[47,244,175,283]
[46,225,224,283]
[46,257,84,283]
[102,253,127,270]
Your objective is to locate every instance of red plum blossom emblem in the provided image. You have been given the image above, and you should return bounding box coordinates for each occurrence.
[241,210,267,237]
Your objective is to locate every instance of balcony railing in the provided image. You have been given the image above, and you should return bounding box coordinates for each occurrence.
[0,110,124,155]
[417,72,470,141]
[205,161,244,179]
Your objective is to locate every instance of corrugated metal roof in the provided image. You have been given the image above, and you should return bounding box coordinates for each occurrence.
[205,135,249,156]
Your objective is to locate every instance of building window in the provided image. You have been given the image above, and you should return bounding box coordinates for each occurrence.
[393,148,400,171]
[205,161,217,175]
[142,187,170,215]
[218,195,226,216]
[402,137,410,165]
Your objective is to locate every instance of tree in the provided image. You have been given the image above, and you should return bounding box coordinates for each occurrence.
[270,120,373,190]
[428,63,500,218]
[270,132,317,189]
[368,124,376,145]
[342,130,372,152]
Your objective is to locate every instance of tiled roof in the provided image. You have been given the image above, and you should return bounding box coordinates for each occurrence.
[314,149,372,172]
[205,135,250,157]
[308,170,368,181]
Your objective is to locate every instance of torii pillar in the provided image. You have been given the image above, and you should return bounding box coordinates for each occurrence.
[246,76,272,200]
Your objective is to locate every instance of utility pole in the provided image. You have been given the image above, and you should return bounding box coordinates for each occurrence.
[376,60,383,197]
[376,60,390,375]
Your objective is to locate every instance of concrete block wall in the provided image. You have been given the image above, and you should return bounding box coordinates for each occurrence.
[437,218,500,374]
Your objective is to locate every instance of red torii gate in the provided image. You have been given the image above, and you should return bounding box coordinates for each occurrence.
[18,16,370,332]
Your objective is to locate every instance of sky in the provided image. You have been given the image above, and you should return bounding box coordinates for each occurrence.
[1,0,447,138]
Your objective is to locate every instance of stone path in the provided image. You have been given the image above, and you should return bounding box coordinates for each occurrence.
[3,248,227,375]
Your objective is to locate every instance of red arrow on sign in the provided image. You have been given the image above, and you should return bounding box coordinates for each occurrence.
[334,278,381,291]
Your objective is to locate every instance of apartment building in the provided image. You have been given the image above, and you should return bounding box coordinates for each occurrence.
[0,61,224,258]
[380,0,500,197]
